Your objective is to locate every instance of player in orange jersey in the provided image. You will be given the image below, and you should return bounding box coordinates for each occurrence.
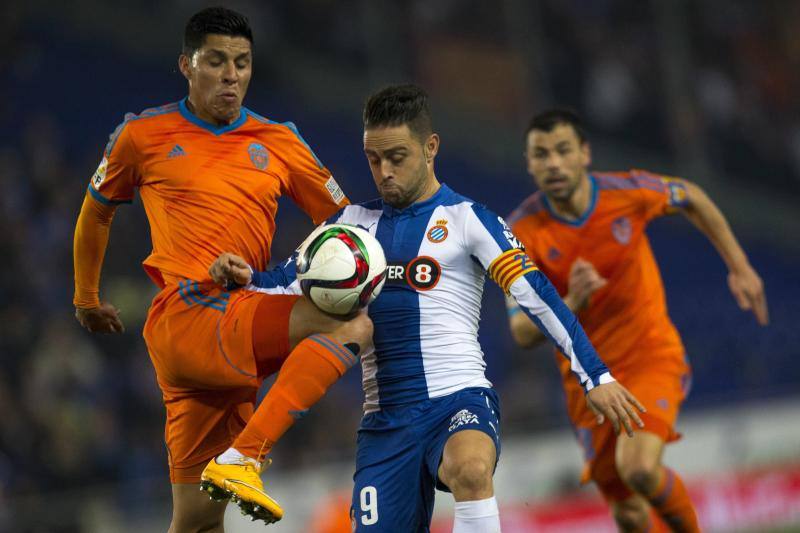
[73,7,372,530]
[506,109,768,533]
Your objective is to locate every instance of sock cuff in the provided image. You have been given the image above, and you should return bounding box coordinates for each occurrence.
[304,334,357,373]
[454,496,499,519]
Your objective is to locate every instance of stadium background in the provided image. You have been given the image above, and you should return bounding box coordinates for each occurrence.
[1,0,798,531]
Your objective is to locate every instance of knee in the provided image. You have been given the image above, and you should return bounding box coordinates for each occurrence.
[612,502,650,532]
[443,457,493,495]
[619,463,660,496]
[336,313,374,352]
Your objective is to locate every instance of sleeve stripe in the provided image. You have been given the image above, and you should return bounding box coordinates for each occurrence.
[87,185,132,205]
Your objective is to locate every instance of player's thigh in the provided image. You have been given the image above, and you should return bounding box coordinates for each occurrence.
[352,460,429,533]
[146,284,261,389]
[351,418,430,532]
[429,388,501,493]
[288,296,373,350]
[438,429,496,494]
[615,429,665,480]
[163,386,256,484]
[170,483,227,533]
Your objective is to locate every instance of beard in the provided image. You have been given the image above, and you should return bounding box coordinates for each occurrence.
[380,160,429,209]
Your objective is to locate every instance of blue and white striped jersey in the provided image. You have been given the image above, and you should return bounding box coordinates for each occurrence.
[249,184,612,412]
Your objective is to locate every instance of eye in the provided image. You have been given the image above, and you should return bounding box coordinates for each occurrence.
[390,155,405,165]
[558,147,572,155]
[533,151,547,159]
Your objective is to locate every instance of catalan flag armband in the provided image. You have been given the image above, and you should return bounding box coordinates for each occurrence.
[488,249,538,294]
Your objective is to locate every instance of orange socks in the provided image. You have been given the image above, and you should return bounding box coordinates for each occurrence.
[233,334,358,462]
[646,467,700,533]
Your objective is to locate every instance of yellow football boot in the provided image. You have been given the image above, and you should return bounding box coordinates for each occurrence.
[200,457,283,524]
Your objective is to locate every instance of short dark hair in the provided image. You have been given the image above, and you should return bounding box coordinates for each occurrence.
[363,84,433,141]
[526,108,587,143]
[183,7,253,56]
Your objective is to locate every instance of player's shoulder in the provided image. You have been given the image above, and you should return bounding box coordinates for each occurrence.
[245,108,307,141]
[594,169,669,193]
[105,101,181,155]
[506,191,546,229]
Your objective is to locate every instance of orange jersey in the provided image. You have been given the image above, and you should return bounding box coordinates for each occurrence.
[87,99,348,288]
[508,170,690,374]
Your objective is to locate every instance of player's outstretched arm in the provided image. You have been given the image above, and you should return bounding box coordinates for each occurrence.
[73,194,124,333]
[677,180,769,325]
[507,258,607,348]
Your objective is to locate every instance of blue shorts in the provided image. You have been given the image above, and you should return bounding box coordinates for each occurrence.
[351,387,501,532]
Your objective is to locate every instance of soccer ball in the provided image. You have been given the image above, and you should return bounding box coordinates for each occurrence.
[296,224,387,316]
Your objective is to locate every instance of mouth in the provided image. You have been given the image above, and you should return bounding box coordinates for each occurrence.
[219,92,238,104]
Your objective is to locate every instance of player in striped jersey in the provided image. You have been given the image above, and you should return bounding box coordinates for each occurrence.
[506,109,768,532]
[210,85,644,532]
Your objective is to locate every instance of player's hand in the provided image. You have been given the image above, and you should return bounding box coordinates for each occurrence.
[586,381,646,437]
[75,302,124,333]
[728,265,769,325]
[210,252,252,287]
[565,258,607,311]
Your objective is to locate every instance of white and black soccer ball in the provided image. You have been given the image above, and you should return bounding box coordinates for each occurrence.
[296,224,387,316]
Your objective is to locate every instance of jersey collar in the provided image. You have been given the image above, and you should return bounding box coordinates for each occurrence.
[382,183,452,218]
[541,174,598,227]
[178,98,247,135]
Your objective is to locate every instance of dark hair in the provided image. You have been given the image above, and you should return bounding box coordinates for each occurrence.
[183,7,253,56]
[363,84,433,141]
[525,108,587,143]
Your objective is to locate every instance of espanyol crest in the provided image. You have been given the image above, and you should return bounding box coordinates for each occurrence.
[248,143,269,170]
[612,216,632,244]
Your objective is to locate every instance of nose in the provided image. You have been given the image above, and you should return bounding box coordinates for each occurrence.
[380,159,394,179]
[222,61,239,84]
[545,152,562,171]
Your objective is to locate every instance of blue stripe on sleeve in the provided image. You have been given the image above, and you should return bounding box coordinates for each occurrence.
[87,185,132,205]
[518,269,609,388]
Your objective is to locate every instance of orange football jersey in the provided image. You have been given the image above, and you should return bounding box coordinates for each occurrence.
[508,170,690,374]
[88,99,348,288]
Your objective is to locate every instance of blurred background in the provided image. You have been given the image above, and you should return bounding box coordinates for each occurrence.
[1,0,799,531]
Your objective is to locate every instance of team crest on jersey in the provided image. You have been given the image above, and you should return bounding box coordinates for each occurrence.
[247,143,269,170]
[612,216,632,244]
[547,247,562,261]
[449,409,479,432]
[427,219,448,243]
[92,157,108,187]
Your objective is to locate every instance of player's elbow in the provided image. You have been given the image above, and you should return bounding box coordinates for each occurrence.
[509,315,540,348]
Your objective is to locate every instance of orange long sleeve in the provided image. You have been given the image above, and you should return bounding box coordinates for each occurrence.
[73,193,117,308]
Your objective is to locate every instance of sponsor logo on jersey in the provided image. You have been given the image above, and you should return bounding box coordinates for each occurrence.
[427,219,449,243]
[666,179,688,207]
[167,144,186,158]
[248,142,269,170]
[497,216,523,249]
[92,157,108,188]
[386,256,441,291]
[325,176,345,204]
[449,409,479,432]
[612,216,632,245]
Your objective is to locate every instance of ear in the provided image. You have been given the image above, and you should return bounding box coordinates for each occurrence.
[425,133,440,161]
[178,54,192,81]
[582,141,592,167]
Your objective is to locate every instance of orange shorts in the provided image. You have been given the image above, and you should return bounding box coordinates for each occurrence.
[565,358,692,502]
[143,280,300,483]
